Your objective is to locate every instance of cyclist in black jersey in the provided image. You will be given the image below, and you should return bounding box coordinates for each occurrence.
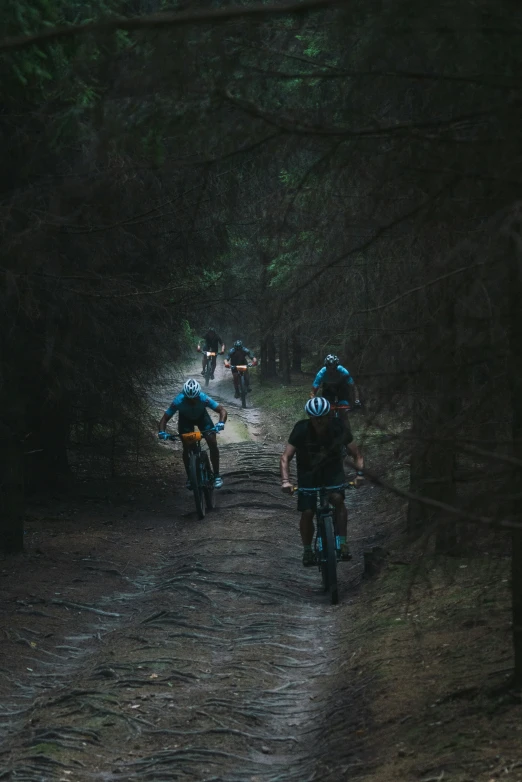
[280,396,364,566]
[198,328,225,379]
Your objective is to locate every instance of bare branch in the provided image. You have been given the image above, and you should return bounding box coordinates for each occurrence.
[0,0,342,53]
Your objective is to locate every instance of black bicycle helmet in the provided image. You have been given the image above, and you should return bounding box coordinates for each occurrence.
[324,354,339,367]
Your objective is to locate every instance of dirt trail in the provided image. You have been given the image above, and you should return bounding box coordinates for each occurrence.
[0,364,378,781]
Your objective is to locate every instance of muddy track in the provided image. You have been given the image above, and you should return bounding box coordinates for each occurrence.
[0,365,378,781]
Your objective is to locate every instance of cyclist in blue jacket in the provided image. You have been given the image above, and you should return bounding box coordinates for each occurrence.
[311,354,361,410]
[158,378,227,488]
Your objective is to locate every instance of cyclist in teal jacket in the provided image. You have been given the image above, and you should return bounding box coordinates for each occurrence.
[311,354,361,409]
[158,378,227,488]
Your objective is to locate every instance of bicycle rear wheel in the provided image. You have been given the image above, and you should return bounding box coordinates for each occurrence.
[239,374,247,409]
[189,451,205,519]
[323,514,338,604]
[201,452,215,511]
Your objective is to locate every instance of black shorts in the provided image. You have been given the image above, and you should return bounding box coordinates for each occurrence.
[178,411,214,436]
[296,466,346,512]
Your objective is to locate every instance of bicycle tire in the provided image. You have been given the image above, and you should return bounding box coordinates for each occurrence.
[317,519,329,592]
[189,451,205,519]
[324,514,338,605]
[239,374,247,409]
[201,452,215,511]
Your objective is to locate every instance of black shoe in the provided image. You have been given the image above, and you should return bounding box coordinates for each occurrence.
[246,387,251,393]
[340,543,352,561]
[234,392,240,399]
[302,549,315,567]
[210,374,215,380]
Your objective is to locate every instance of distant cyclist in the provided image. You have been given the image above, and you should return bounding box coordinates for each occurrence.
[225,340,257,399]
[280,396,364,566]
[198,327,225,379]
[311,354,361,411]
[158,378,227,488]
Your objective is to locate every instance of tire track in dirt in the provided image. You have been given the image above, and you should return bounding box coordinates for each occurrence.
[0,365,374,781]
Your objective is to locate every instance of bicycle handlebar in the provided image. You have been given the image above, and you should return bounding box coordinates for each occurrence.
[293,482,355,494]
[159,426,222,441]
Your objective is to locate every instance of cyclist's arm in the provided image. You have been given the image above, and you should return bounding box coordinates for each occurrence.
[215,404,228,424]
[158,412,171,432]
[159,408,176,432]
[159,395,182,432]
[280,443,296,485]
[311,367,326,395]
[346,441,364,473]
[202,393,228,424]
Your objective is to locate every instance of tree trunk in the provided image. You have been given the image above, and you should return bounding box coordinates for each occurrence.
[26,397,71,491]
[279,336,291,384]
[291,330,302,372]
[0,416,25,555]
[260,335,268,380]
[267,335,277,378]
[508,222,522,687]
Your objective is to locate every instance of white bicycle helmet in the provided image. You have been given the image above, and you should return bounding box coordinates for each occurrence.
[183,378,201,398]
[324,354,339,367]
[305,397,331,417]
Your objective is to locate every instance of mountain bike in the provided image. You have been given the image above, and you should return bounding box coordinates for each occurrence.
[224,361,254,409]
[295,483,353,605]
[163,426,220,519]
[201,351,216,386]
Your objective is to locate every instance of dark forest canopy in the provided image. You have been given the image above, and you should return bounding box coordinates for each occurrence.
[2,0,522,674]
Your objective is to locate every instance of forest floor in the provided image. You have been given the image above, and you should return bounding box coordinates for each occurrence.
[0,365,520,781]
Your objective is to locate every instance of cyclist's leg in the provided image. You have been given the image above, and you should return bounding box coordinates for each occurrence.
[232,368,240,397]
[200,413,221,485]
[297,490,316,566]
[299,510,315,545]
[245,368,251,391]
[211,354,217,375]
[178,414,195,483]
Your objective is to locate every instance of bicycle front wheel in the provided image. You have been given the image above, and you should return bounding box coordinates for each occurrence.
[189,451,205,519]
[323,514,338,605]
[201,452,215,511]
